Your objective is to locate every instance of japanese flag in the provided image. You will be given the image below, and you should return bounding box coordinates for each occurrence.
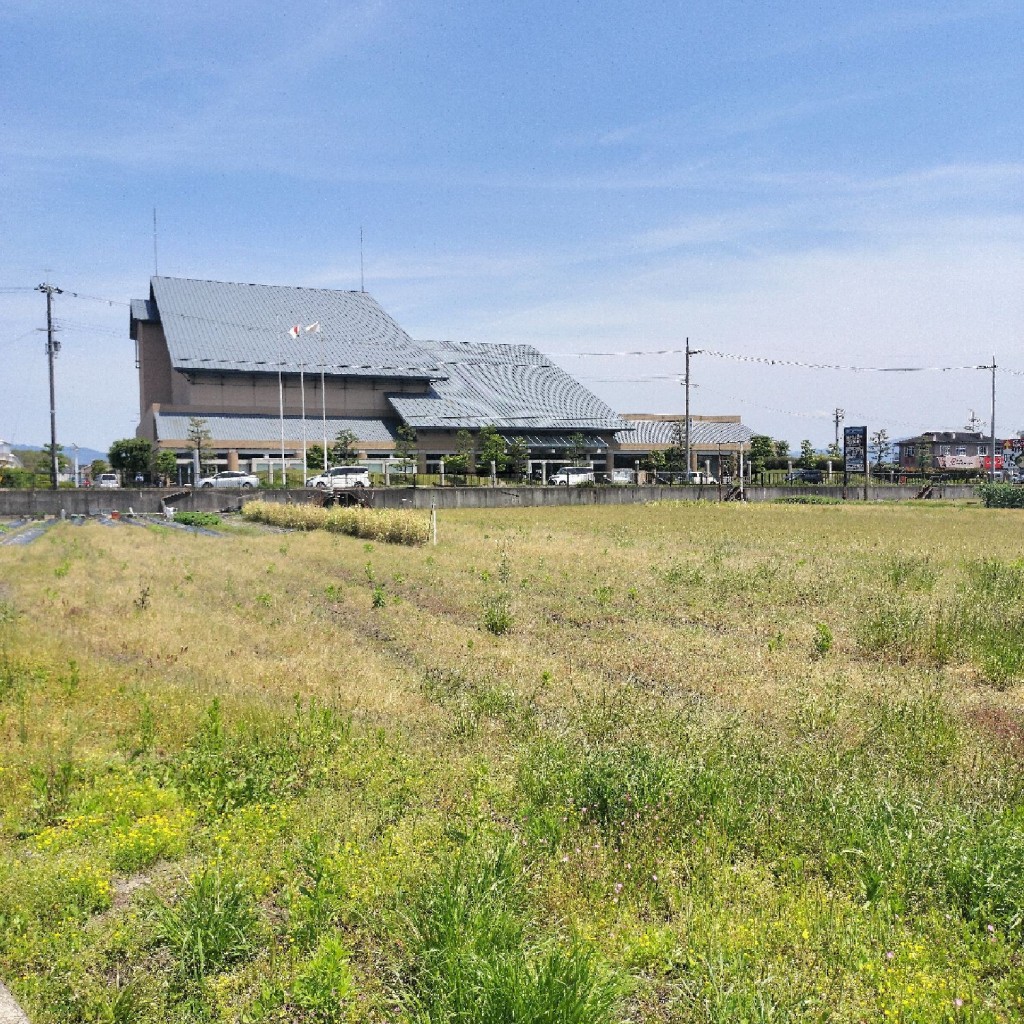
[288,325,301,339]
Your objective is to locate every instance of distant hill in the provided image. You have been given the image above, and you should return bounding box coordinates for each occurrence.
[10,444,108,464]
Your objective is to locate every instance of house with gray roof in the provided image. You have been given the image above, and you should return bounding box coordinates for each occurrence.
[131,276,628,477]
[612,414,756,476]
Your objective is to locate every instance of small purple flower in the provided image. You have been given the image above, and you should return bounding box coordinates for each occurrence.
[885,950,895,961]
[614,882,623,893]
[953,998,964,1009]
[986,923,995,933]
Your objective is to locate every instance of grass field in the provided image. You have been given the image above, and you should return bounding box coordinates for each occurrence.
[1,501,1023,1023]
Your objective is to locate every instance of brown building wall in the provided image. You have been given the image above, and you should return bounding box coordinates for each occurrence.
[136,321,175,420]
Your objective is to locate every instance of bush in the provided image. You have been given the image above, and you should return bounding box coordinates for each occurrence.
[173,510,222,528]
[977,483,1024,508]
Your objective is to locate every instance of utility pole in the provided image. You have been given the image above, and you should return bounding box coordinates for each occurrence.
[833,408,845,451]
[684,339,702,475]
[36,282,63,489]
[990,356,997,483]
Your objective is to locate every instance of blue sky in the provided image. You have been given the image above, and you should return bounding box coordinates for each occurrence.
[2,0,1022,450]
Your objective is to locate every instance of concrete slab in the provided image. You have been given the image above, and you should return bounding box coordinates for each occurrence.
[0,982,29,1024]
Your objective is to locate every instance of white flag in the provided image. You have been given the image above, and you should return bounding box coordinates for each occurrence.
[305,321,321,333]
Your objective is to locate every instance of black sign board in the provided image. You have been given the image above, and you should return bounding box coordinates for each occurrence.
[844,426,867,474]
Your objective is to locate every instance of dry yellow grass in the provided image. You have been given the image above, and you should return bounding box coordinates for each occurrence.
[3,500,1024,1023]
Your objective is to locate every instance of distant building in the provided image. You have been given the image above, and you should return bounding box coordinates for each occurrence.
[612,414,756,475]
[0,440,21,470]
[131,276,627,477]
[896,431,998,471]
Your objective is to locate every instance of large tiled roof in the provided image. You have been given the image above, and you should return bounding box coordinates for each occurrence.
[615,418,755,447]
[387,341,626,432]
[154,413,397,445]
[135,277,445,379]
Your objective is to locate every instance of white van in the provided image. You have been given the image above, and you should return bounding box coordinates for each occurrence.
[97,473,119,489]
[549,467,595,487]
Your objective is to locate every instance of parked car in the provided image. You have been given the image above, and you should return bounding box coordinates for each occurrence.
[549,467,595,486]
[605,468,636,484]
[685,471,718,485]
[306,466,370,489]
[97,472,119,489]
[198,470,259,489]
[786,469,823,484]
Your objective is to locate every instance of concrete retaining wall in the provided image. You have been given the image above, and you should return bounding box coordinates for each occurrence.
[0,483,979,518]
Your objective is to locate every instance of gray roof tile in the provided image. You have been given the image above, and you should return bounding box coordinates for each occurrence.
[154,413,397,445]
[615,419,755,446]
[388,341,626,432]
[136,277,445,379]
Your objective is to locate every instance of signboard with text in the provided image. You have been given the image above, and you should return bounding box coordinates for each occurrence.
[844,426,867,474]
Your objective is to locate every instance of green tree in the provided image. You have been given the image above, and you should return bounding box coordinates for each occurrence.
[749,435,775,475]
[567,432,590,466]
[89,458,109,481]
[665,421,688,472]
[643,449,666,477]
[869,428,892,468]
[155,449,178,485]
[446,429,476,478]
[305,445,326,472]
[826,441,841,460]
[477,425,507,475]
[187,417,215,477]
[109,438,154,479]
[799,440,816,468]
[774,439,790,459]
[506,437,529,479]
[330,430,359,465]
[393,425,418,474]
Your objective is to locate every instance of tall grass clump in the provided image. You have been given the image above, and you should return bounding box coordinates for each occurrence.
[169,697,351,816]
[242,499,429,545]
[153,868,259,982]
[400,843,619,1024]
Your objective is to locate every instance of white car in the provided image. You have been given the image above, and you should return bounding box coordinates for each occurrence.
[549,467,595,486]
[198,470,259,489]
[306,466,370,489]
[96,472,119,489]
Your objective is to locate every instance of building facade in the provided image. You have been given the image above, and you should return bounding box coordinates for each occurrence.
[131,276,626,477]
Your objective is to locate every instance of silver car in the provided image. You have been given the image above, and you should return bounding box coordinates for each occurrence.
[197,470,259,489]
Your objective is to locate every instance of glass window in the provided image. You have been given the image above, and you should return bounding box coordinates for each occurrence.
[955,446,967,457]
[978,445,988,456]
[939,445,951,456]
[905,445,916,457]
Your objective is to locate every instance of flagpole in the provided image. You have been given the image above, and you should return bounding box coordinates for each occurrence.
[321,346,328,473]
[300,343,307,485]
[278,352,286,489]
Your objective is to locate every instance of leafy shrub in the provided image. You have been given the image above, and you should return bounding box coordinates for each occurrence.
[290,935,357,1022]
[482,592,513,634]
[811,622,833,658]
[977,483,1024,508]
[173,510,222,528]
[241,499,429,545]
